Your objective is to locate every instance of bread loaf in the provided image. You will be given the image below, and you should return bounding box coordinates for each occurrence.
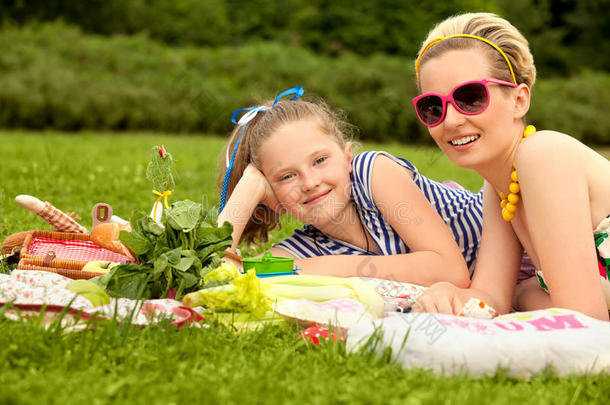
[1,231,29,255]
[90,222,136,261]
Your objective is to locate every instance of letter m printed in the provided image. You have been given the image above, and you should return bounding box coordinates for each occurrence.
[528,314,587,331]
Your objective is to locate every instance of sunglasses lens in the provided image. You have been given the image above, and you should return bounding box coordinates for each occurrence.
[416,96,443,126]
[454,83,488,113]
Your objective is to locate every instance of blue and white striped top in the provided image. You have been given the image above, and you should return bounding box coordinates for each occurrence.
[274,151,483,273]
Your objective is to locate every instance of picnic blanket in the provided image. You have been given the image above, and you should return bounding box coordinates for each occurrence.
[0,270,200,327]
[270,277,610,377]
[5,270,609,377]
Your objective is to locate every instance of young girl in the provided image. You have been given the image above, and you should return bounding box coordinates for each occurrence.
[410,13,610,320]
[217,87,483,286]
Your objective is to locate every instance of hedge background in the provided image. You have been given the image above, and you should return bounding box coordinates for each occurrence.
[1,0,608,144]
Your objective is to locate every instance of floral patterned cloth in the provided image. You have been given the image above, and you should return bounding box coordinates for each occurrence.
[1,270,192,326]
[359,277,426,312]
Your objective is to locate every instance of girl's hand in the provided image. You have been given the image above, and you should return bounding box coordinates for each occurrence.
[242,164,284,214]
[221,248,243,271]
[412,281,470,315]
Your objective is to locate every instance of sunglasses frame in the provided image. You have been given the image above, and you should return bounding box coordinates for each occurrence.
[412,78,518,127]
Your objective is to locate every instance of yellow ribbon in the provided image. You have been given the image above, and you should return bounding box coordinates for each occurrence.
[152,190,172,219]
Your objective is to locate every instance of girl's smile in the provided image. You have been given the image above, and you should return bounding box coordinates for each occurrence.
[303,189,331,205]
[257,118,353,227]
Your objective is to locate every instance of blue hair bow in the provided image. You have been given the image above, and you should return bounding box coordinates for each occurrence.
[219,86,304,214]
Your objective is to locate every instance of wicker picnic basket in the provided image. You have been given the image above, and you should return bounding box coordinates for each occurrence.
[17,230,133,280]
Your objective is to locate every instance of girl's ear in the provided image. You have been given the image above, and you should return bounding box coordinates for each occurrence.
[344,142,353,172]
[513,84,531,120]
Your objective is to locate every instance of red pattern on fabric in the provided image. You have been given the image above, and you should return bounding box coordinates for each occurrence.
[27,237,132,263]
[599,256,608,280]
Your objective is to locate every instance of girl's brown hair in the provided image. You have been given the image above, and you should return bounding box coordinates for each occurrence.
[416,13,536,89]
[217,98,355,245]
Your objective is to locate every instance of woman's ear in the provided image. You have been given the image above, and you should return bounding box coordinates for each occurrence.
[513,84,531,120]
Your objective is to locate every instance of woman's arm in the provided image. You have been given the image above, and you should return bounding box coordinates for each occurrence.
[467,181,524,313]
[368,155,470,286]
[516,131,608,320]
[414,181,524,314]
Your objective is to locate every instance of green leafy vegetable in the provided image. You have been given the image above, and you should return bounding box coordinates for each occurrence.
[182,270,272,319]
[203,262,240,284]
[146,145,175,192]
[92,200,233,300]
[166,200,201,232]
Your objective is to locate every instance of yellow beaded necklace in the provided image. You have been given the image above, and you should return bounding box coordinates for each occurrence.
[500,125,536,221]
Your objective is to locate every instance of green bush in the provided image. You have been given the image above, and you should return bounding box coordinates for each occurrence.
[530,72,610,144]
[0,22,608,144]
[5,0,607,75]
[0,0,496,57]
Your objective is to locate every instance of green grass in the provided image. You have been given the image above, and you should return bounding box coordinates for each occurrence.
[2,317,608,405]
[0,130,484,253]
[1,131,608,404]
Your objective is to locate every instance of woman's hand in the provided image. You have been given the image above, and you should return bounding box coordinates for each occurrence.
[412,281,471,315]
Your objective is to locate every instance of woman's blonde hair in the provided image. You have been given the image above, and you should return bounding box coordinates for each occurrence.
[217,98,355,245]
[416,13,536,89]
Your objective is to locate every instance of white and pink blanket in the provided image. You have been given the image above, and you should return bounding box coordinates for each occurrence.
[0,270,198,327]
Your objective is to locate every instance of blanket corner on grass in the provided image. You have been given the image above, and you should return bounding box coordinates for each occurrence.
[0,270,192,326]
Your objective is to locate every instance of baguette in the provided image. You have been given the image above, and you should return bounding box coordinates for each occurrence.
[16,195,88,233]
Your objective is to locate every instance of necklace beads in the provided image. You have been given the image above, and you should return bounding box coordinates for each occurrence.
[501,125,536,222]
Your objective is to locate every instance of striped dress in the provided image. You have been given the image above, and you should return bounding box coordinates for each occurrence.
[274,151,483,273]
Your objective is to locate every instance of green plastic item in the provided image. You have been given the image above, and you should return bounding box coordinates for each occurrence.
[242,252,295,274]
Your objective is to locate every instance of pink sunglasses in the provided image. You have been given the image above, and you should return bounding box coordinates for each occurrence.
[412,78,517,127]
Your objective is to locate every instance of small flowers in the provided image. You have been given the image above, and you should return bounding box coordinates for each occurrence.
[301,326,344,345]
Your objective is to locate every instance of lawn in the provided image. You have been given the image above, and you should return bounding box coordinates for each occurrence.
[1,131,608,404]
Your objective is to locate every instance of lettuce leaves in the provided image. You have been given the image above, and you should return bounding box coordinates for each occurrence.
[182,270,272,319]
[92,200,233,300]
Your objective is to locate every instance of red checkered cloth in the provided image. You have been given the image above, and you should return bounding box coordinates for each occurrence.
[27,237,132,263]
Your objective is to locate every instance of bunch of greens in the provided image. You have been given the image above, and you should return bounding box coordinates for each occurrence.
[92,200,233,300]
[183,267,273,319]
[146,145,175,193]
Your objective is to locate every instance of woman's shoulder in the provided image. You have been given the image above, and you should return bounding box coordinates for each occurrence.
[517,130,583,154]
[516,129,596,168]
[515,129,610,190]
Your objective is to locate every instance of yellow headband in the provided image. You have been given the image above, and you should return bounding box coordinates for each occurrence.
[414,34,517,85]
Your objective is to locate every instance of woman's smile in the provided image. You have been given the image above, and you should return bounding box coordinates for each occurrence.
[418,49,519,171]
[449,133,480,150]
